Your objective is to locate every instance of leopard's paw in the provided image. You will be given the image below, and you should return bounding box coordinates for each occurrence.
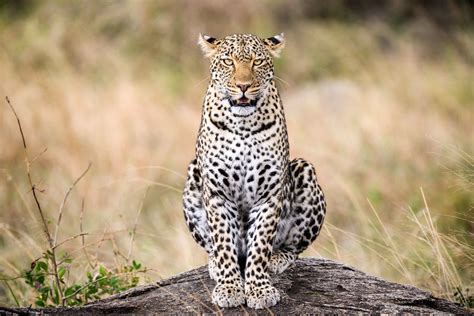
[212,283,246,308]
[269,251,296,274]
[245,284,280,309]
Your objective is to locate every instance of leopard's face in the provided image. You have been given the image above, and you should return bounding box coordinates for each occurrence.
[199,33,285,116]
[209,34,274,105]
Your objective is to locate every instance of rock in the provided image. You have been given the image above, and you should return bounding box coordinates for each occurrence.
[1,258,470,315]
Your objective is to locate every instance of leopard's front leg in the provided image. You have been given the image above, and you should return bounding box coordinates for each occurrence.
[244,197,282,309]
[203,185,246,308]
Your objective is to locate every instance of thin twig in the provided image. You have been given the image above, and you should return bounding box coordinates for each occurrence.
[6,96,52,247]
[126,187,149,262]
[6,96,64,305]
[79,198,95,269]
[6,96,27,149]
[0,275,24,282]
[109,234,125,269]
[3,281,20,307]
[38,157,90,307]
[29,147,48,164]
[53,162,92,247]
[52,233,89,250]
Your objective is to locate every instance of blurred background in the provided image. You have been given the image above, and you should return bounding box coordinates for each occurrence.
[0,0,473,307]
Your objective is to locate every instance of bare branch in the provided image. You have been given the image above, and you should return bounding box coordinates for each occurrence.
[53,162,92,247]
[5,96,52,247]
[53,233,89,250]
[6,96,63,305]
[5,96,27,149]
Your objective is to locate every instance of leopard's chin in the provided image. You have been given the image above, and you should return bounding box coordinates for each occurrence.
[228,97,258,117]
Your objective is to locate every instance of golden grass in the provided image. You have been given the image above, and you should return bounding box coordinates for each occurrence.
[0,1,472,307]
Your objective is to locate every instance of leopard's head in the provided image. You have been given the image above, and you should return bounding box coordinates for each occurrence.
[198,33,285,116]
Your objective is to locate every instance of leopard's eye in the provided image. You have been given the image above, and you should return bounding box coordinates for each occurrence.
[222,58,234,66]
[253,59,265,66]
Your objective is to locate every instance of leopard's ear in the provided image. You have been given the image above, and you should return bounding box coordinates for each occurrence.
[263,33,285,58]
[198,33,221,58]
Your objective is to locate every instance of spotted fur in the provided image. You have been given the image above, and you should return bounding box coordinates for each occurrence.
[183,33,326,309]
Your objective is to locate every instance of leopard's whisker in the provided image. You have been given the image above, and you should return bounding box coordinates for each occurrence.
[192,75,211,89]
[274,75,290,87]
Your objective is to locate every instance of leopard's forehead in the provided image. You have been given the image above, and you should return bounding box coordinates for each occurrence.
[217,34,268,60]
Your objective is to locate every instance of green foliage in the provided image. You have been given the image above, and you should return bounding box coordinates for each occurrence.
[23,252,146,307]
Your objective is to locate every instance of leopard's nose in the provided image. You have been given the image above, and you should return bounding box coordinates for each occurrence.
[236,84,250,93]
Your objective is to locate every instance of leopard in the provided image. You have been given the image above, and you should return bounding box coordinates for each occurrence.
[183,33,326,309]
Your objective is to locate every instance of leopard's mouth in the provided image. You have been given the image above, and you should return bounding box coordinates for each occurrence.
[229,96,258,107]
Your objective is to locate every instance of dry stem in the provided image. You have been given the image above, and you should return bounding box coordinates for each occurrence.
[53,162,92,247]
[79,198,95,269]
[126,187,149,262]
[6,96,52,247]
[5,96,65,304]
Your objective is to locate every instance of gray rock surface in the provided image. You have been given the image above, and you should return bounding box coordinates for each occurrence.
[1,258,470,315]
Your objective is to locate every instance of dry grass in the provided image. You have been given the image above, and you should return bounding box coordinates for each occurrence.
[0,1,472,307]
